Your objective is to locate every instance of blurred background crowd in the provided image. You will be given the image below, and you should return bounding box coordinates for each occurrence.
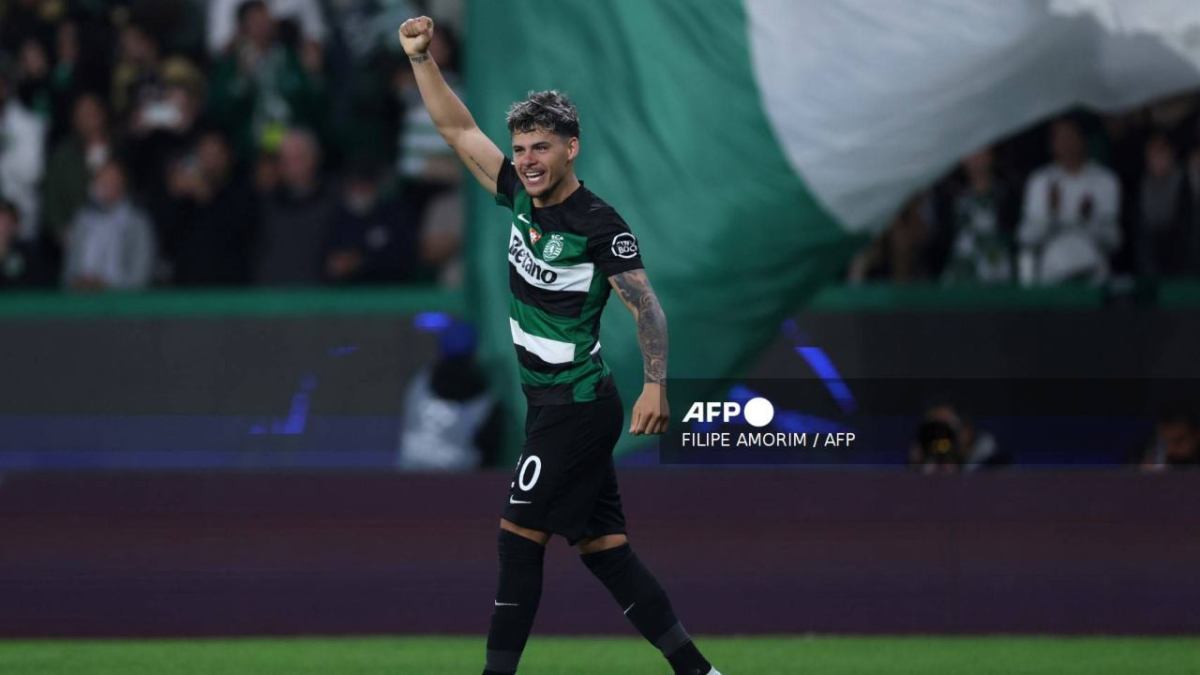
[848,99,1200,286]
[3,0,1200,293]
[0,0,465,291]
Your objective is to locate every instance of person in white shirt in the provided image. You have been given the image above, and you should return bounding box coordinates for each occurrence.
[62,161,156,290]
[207,0,327,55]
[1017,117,1121,285]
[0,67,47,241]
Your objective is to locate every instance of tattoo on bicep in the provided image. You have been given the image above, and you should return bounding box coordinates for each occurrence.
[469,154,496,182]
[612,270,668,384]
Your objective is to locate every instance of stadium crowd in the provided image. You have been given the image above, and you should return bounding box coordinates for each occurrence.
[849,98,1200,286]
[0,0,464,290]
[6,2,1200,293]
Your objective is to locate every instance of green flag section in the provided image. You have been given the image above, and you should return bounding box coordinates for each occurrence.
[747,0,1200,233]
[465,0,854,458]
[464,0,1200,459]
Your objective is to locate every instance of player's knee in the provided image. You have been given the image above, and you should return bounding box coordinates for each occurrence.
[499,518,550,546]
[576,533,628,555]
[580,538,633,579]
[498,526,548,563]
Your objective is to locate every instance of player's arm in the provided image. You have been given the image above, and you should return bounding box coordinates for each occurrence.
[398,16,503,195]
[609,269,669,435]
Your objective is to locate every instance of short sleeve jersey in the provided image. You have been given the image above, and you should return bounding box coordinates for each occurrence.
[495,158,643,405]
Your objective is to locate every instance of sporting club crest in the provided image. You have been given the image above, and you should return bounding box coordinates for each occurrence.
[543,233,565,261]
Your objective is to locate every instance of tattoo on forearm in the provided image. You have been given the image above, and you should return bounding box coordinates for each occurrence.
[469,155,496,182]
[409,53,430,64]
[611,270,668,384]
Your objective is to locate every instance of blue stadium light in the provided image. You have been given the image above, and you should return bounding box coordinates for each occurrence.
[414,312,454,332]
[247,374,317,436]
[795,346,857,414]
[328,344,359,357]
[726,384,757,404]
[780,319,857,414]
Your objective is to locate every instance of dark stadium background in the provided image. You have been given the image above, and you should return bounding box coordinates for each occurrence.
[1,1,1199,672]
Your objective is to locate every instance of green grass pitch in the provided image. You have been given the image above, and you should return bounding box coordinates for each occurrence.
[2,636,1198,674]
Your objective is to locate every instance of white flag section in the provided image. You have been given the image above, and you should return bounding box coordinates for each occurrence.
[748,0,1200,234]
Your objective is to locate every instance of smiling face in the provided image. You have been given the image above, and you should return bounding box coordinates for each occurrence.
[511,128,578,200]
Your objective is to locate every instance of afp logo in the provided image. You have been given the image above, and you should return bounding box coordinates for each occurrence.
[682,397,775,428]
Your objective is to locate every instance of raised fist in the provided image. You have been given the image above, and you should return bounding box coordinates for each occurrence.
[398,16,434,57]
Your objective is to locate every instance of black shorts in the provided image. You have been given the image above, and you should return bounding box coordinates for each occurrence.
[501,394,627,545]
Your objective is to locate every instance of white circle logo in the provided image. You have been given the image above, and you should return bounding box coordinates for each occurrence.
[743,397,775,428]
[611,233,639,259]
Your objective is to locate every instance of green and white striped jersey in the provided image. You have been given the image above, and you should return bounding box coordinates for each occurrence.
[495,158,643,405]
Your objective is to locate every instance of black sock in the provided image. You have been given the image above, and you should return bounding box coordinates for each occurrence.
[482,529,545,675]
[581,543,711,674]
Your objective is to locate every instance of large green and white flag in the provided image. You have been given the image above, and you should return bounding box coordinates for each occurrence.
[464,0,1200,456]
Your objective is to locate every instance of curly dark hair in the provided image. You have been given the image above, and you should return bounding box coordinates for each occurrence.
[505,90,580,138]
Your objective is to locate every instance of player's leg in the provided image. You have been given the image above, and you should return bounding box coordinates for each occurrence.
[483,403,567,675]
[576,459,718,674]
[482,519,549,675]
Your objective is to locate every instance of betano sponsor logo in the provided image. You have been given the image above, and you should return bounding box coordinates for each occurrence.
[509,233,559,285]
[507,225,595,292]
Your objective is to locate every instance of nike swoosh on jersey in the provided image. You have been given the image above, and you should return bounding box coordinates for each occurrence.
[517,213,531,224]
[495,600,520,607]
[509,496,532,504]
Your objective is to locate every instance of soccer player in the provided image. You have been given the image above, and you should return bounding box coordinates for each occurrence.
[398,16,721,675]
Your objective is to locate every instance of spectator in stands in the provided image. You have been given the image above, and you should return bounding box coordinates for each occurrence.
[163,128,257,286]
[12,35,53,120]
[1137,133,1197,279]
[207,0,327,57]
[397,320,502,470]
[0,61,47,241]
[909,417,961,474]
[1017,116,1121,285]
[45,19,83,143]
[253,146,282,194]
[323,159,417,284]
[41,92,112,247]
[110,22,165,123]
[918,404,1010,472]
[62,160,155,290]
[0,198,49,288]
[332,0,416,63]
[1140,410,1199,470]
[941,146,1017,284]
[208,0,329,161]
[125,0,206,61]
[848,193,936,283]
[418,185,465,287]
[124,61,207,252]
[123,56,206,179]
[254,128,335,284]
